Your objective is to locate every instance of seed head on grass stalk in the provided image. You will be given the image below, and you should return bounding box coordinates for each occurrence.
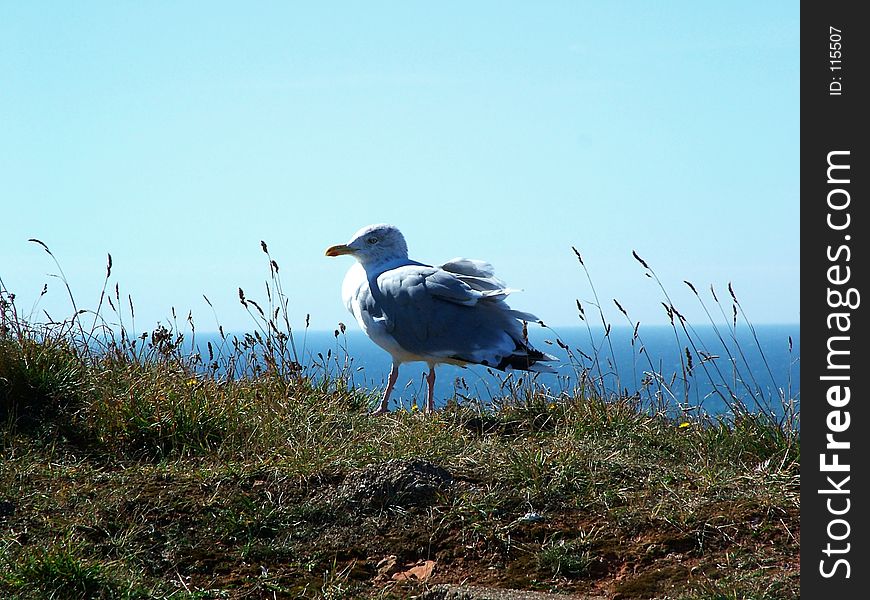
[571,246,619,398]
[27,239,88,353]
[639,253,793,433]
[606,295,667,412]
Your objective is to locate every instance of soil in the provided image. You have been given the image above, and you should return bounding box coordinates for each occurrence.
[0,455,799,598]
[188,459,798,598]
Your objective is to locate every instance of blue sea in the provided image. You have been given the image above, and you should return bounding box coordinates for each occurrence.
[201,324,799,417]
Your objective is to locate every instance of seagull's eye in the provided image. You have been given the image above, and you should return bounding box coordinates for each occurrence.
[366,237,379,245]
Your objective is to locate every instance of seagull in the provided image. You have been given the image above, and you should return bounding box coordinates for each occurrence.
[326,224,557,413]
[325,224,556,414]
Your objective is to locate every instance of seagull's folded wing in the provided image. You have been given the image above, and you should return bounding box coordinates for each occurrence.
[370,264,550,368]
[439,258,496,278]
[439,257,508,293]
[421,268,485,306]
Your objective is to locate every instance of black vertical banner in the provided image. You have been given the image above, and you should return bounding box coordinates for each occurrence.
[802,2,869,597]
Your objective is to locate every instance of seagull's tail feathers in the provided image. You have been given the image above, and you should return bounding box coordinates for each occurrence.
[495,345,558,374]
[526,361,558,374]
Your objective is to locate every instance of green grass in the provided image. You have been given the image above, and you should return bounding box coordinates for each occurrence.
[0,347,799,598]
[0,335,87,431]
[0,542,151,600]
[537,536,596,578]
[0,243,799,598]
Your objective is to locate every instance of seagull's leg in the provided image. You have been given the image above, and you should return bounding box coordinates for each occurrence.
[425,365,437,413]
[374,362,400,415]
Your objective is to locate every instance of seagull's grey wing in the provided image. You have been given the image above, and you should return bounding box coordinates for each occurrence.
[439,258,496,278]
[420,268,486,306]
[439,257,508,293]
[372,265,552,369]
[437,260,540,322]
[374,265,474,341]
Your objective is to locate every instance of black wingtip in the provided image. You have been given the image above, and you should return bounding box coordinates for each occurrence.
[494,346,550,372]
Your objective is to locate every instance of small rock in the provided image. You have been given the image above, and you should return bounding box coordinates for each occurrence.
[392,559,436,582]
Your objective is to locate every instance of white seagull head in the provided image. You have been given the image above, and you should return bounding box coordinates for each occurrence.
[325,223,409,269]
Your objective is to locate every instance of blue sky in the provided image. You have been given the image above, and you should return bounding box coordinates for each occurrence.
[1,2,799,334]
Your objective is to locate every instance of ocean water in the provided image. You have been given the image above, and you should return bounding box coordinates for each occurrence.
[199,324,799,416]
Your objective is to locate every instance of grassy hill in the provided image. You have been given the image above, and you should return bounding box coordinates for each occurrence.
[0,326,798,598]
[0,247,798,598]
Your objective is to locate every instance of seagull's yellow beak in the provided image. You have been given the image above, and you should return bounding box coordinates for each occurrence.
[325,244,356,257]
